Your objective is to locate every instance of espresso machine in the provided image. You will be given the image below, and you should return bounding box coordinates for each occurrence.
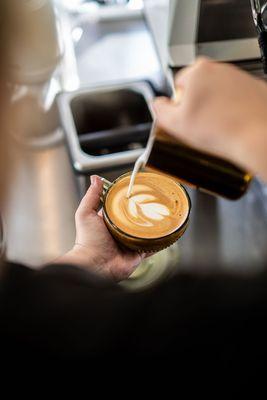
[144,0,267,78]
[167,0,260,67]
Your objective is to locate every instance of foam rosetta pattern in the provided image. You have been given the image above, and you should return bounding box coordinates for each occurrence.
[105,173,189,239]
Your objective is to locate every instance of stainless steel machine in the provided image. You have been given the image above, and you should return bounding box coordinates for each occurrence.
[167,0,260,67]
[144,0,267,74]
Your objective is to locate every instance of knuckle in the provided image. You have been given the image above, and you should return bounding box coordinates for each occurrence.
[195,57,211,68]
[194,58,214,77]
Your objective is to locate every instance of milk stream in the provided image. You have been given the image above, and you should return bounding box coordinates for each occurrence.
[126,88,182,199]
[126,119,157,198]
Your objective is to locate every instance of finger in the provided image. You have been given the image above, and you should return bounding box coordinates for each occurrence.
[78,175,103,215]
[152,97,182,137]
[123,253,144,278]
[174,64,195,88]
[174,57,212,87]
[110,252,142,281]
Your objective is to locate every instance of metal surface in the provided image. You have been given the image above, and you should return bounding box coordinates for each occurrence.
[144,0,261,68]
[58,82,154,173]
[71,7,164,90]
[143,0,170,74]
[4,141,79,268]
[179,180,267,273]
[251,0,263,30]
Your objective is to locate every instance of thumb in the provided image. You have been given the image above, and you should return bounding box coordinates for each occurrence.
[152,97,182,138]
[78,175,103,215]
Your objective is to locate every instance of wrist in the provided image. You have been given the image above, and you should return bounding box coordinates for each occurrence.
[54,246,94,268]
[55,245,113,280]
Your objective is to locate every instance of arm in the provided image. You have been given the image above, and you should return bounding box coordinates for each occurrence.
[2,259,267,358]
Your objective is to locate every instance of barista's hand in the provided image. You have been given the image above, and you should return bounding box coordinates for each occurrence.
[55,176,144,282]
[153,58,267,181]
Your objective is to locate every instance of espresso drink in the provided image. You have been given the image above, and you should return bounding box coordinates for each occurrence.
[105,172,189,240]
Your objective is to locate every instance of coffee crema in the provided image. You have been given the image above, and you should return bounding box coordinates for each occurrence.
[105,172,189,239]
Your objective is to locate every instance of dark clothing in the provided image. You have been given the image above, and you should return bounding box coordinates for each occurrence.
[0,261,267,359]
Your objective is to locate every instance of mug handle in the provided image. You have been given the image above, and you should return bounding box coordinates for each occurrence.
[100,177,112,203]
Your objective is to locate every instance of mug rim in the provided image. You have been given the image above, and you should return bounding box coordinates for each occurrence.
[103,171,191,242]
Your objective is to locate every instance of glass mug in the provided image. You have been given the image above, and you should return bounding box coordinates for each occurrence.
[101,171,191,252]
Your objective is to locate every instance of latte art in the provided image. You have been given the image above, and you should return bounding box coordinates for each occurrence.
[105,172,189,239]
[128,193,170,224]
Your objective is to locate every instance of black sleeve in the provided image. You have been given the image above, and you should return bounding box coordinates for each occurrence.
[1,261,267,360]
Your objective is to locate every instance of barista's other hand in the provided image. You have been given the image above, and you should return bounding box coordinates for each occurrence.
[153,58,267,181]
[55,176,144,282]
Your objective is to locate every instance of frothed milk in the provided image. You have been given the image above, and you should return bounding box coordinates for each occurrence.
[105,172,189,239]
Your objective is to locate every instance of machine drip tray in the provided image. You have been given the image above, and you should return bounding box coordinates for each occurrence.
[58,82,155,174]
[70,88,152,157]
[78,122,151,156]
